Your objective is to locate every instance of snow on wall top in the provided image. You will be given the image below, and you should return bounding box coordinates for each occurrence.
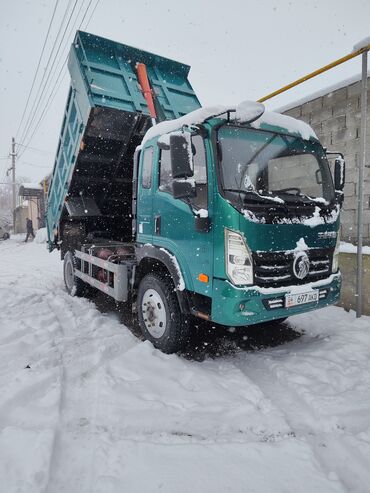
[20,183,43,190]
[276,69,370,114]
[142,100,317,144]
[353,36,370,52]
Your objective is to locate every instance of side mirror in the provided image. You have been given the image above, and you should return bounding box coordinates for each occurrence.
[334,158,345,191]
[172,180,196,200]
[170,134,193,179]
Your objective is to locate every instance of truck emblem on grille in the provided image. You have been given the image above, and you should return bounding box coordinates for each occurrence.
[293,252,310,280]
[318,231,337,239]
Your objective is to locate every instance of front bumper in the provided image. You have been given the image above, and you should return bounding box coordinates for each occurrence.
[211,273,341,326]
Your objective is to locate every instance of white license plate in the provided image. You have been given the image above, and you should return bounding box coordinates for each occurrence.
[285,290,319,308]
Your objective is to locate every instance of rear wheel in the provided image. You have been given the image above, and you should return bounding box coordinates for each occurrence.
[3,233,9,240]
[137,273,191,353]
[63,251,87,297]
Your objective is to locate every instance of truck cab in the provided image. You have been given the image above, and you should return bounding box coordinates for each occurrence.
[134,103,343,343]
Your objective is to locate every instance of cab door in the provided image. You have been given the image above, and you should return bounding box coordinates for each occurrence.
[152,134,214,296]
[136,146,154,244]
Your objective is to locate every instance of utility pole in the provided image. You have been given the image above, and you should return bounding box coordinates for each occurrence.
[10,137,16,233]
[355,49,368,318]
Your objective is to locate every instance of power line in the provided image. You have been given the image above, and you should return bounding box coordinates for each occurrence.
[18,0,99,155]
[78,0,94,27]
[16,143,53,155]
[19,69,68,157]
[16,1,73,152]
[17,0,77,150]
[15,0,60,140]
[84,0,100,28]
[1,147,12,183]
[18,161,52,169]
[18,0,94,156]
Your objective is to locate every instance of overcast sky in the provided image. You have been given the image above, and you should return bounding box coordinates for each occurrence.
[0,0,369,183]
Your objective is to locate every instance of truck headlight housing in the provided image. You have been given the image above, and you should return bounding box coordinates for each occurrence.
[225,229,253,286]
[332,232,340,273]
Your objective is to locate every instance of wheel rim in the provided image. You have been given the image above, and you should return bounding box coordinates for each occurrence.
[141,288,167,338]
[64,258,74,291]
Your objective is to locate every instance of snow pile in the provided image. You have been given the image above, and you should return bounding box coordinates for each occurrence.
[159,247,185,290]
[353,36,370,52]
[142,105,229,144]
[251,111,317,140]
[1,238,370,492]
[294,237,309,252]
[233,100,265,122]
[194,208,208,218]
[143,101,317,145]
[35,227,48,243]
[242,208,266,223]
[243,204,340,226]
[340,241,370,255]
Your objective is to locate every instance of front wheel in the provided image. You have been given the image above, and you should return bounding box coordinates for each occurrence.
[3,233,10,240]
[63,251,87,297]
[137,273,191,353]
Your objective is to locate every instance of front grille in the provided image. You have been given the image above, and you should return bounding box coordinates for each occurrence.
[253,248,333,288]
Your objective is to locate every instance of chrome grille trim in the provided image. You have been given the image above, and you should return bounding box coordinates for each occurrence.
[253,248,333,288]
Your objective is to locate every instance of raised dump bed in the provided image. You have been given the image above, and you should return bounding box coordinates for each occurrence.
[47,30,201,248]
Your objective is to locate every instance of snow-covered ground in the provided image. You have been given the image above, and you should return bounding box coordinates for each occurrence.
[1,237,370,493]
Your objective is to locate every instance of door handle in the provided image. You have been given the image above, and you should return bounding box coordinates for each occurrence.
[154,215,161,235]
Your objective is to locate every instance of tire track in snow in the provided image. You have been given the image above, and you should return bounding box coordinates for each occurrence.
[44,293,99,493]
[43,292,138,493]
[232,340,362,492]
[42,294,70,493]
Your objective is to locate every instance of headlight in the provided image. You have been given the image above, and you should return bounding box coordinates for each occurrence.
[332,231,340,273]
[225,229,253,285]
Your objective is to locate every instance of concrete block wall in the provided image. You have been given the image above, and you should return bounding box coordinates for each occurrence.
[282,77,370,246]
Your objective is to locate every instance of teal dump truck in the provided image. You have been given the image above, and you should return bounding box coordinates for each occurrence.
[47,31,345,353]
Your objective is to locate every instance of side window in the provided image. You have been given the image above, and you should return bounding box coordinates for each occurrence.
[141,147,153,189]
[159,149,172,193]
[192,135,207,209]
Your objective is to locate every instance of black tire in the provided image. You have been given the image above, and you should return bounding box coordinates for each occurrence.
[63,251,88,297]
[137,273,191,353]
[2,232,10,240]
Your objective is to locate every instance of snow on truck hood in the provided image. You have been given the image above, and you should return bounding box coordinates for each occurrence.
[141,100,317,144]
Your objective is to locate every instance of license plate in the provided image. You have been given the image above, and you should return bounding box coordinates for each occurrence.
[285,290,319,308]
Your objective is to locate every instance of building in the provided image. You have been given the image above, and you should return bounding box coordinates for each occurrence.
[14,205,28,234]
[16,181,47,233]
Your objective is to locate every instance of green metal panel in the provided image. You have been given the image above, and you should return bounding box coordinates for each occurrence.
[47,30,201,247]
[137,134,215,298]
[72,31,201,118]
[211,276,341,326]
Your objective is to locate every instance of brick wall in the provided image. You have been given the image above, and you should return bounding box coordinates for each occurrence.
[282,77,370,246]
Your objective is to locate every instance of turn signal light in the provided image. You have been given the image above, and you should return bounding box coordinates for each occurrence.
[198,273,209,283]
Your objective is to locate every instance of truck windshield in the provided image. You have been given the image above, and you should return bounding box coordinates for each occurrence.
[217,126,335,205]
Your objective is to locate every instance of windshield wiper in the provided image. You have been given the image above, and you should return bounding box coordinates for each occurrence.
[223,188,283,205]
[272,188,327,205]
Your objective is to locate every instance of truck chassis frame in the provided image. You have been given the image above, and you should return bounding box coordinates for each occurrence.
[74,243,135,302]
